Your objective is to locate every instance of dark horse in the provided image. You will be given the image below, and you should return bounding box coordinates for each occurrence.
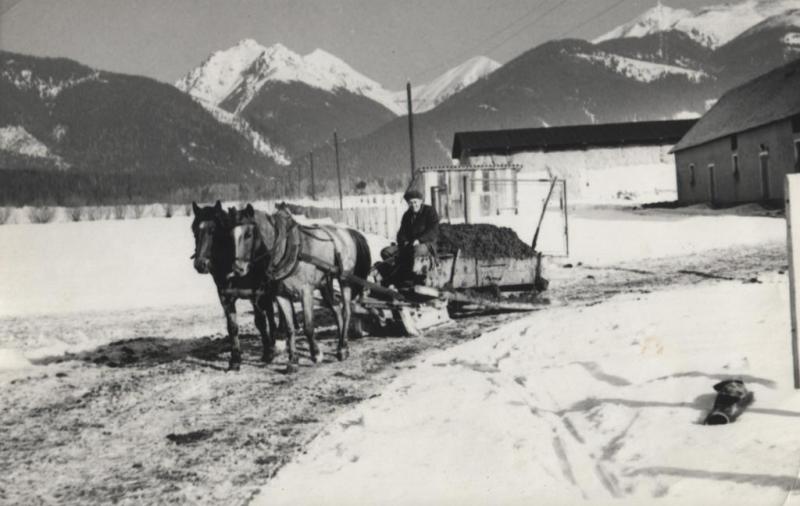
[231,204,371,371]
[191,201,279,370]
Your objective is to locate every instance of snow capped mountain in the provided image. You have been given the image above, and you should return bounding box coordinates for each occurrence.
[595,3,693,43]
[176,40,403,114]
[177,40,502,118]
[175,38,267,106]
[400,56,501,114]
[574,51,710,83]
[595,0,800,48]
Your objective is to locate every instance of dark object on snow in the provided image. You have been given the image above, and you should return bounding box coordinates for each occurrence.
[166,429,216,445]
[438,224,535,260]
[704,379,754,425]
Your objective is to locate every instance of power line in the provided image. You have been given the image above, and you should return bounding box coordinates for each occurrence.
[551,0,629,40]
[410,0,549,82]
[480,0,568,58]
[0,0,25,17]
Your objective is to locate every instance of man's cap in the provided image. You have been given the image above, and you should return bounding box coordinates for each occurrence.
[403,189,423,201]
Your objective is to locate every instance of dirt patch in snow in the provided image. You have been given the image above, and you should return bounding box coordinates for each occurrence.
[0,242,786,505]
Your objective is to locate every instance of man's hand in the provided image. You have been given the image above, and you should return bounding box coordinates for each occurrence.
[412,239,420,246]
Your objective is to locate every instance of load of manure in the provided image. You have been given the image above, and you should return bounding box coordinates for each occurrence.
[437,223,535,260]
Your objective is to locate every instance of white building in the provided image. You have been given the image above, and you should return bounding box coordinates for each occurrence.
[450,119,697,205]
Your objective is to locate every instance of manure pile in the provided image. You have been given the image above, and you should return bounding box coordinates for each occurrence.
[438,224,535,260]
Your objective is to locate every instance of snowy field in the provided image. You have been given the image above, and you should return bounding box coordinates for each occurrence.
[0,203,795,505]
[0,207,785,361]
[256,274,799,506]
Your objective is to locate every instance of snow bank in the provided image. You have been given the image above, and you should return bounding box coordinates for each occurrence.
[255,274,799,505]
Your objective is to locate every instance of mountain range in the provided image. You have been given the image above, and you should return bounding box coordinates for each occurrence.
[175,40,500,159]
[2,0,799,203]
[0,52,282,205]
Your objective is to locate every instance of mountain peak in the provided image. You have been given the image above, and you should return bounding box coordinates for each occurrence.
[594,0,800,48]
[401,55,500,113]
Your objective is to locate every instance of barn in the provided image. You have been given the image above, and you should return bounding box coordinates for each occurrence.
[672,58,800,205]
[451,119,697,205]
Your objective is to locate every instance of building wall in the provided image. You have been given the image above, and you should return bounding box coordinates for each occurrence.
[420,167,518,222]
[465,144,677,204]
[675,119,800,204]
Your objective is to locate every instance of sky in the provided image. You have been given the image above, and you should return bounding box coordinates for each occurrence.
[1,0,719,90]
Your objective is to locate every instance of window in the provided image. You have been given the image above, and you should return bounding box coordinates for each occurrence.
[730,135,738,151]
[792,114,800,133]
[689,163,696,187]
[732,154,740,183]
[482,170,490,192]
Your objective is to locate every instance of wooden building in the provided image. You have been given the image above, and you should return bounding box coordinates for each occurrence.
[672,58,800,205]
[451,119,696,204]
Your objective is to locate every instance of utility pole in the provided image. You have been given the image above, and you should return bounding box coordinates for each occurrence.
[334,131,343,210]
[309,152,316,200]
[406,81,416,180]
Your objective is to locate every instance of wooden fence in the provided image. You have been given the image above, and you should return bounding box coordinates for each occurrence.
[286,202,404,240]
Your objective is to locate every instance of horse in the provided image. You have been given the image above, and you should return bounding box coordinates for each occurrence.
[230,204,371,371]
[190,201,280,370]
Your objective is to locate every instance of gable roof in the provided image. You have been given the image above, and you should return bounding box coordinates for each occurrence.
[452,119,697,159]
[673,57,800,152]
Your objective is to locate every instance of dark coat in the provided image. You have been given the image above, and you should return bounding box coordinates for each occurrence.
[397,204,439,246]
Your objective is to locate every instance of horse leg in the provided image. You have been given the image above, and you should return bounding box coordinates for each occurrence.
[254,295,275,364]
[321,278,347,362]
[302,285,321,363]
[339,284,353,361]
[276,296,298,372]
[220,295,241,371]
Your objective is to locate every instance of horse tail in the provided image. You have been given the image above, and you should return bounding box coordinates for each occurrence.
[346,228,371,297]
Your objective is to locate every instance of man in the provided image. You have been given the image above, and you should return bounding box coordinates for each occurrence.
[397,189,439,251]
[380,189,440,286]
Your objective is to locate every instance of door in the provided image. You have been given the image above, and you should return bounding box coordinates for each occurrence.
[708,164,716,205]
[760,153,770,200]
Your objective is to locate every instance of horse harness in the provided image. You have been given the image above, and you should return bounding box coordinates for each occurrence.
[260,213,344,282]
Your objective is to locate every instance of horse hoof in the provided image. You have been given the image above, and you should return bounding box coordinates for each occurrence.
[310,350,323,363]
[261,352,275,364]
[285,362,298,374]
[227,361,241,372]
[336,348,350,361]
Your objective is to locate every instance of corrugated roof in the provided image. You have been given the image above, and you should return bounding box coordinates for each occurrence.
[452,119,697,159]
[673,58,800,152]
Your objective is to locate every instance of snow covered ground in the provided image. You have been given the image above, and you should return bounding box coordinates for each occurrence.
[255,273,798,505]
[0,209,785,360]
[0,203,795,504]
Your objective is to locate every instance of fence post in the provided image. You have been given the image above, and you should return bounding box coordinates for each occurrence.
[785,174,800,389]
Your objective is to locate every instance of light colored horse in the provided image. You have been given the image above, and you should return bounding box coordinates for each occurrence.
[231,204,371,371]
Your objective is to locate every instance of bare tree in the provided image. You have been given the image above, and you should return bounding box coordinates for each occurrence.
[28,206,56,224]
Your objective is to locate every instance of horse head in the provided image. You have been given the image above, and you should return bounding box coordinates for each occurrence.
[190,200,232,275]
[231,203,275,278]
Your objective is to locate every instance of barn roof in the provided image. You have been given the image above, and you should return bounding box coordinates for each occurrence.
[451,119,697,159]
[673,58,800,153]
